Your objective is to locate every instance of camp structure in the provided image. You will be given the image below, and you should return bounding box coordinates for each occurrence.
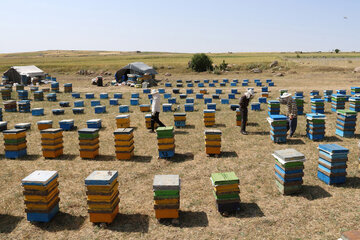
[3,65,45,85]
[115,62,157,82]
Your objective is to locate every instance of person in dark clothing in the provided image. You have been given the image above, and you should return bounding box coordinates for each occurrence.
[239,89,254,135]
[150,89,165,132]
[279,92,298,138]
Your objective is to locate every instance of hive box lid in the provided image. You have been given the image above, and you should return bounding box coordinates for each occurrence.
[268,115,287,120]
[211,172,239,186]
[306,113,326,120]
[85,171,118,185]
[22,170,58,185]
[116,114,130,119]
[203,109,215,113]
[59,119,74,123]
[87,119,102,123]
[153,175,180,190]
[273,149,306,162]
[3,128,26,134]
[40,128,63,134]
[318,144,349,154]
[37,120,53,124]
[157,126,174,132]
[78,128,99,134]
[114,128,134,135]
[204,129,222,135]
[174,113,186,117]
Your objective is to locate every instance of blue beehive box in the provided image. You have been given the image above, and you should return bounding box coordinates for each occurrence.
[59,119,75,130]
[335,110,357,137]
[196,93,204,99]
[230,104,240,111]
[158,88,165,94]
[72,108,84,114]
[266,79,272,83]
[204,79,209,83]
[17,90,28,100]
[232,79,238,83]
[32,108,44,116]
[184,103,194,112]
[176,83,183,88]
[267,114,287,143]
[216,89,222,94]
[186,98,194,104]
[72,92,81,98]
[209,83,215,87]
[204,97,212,104]
[87,119,102,129]
[310,99,325,114]
[180,94,187,99]
[222,79,229,83]
[268,82,275,86]
[212,94,220,99]
[256,82,262,87]
[91,100,100,107]
[119,105,129,113]
[148,94,153,99]
[337,89,346,95]
[165,83,172,87]
[318,144,349,185]
[251,103,261,111]
[52,109,64,115]
[213,80,219,83]
[243,79,249,83]
[131,93,139,98]
[46,93,57,101]
[176,80,183,83]
[74,100,84,107]
[262,87,268,92]
[220,83,226,87]
[94,106,106,114]
[130,98,139,105]
[114,93,123,99]
[230,82,237,87]
[85,93,95,99]
[164,93,171,99]
[258,97,267,103]
[242,82,248,86]
[231,89,238,94]
[306,113,326,140]
[168,97,177,104]
[221,99,229,104]
[100,93,108,99]
[228,94,235,99]
[163,103,172,112]
[172,88,180,94]
[143,88,151,94]
[59,101,70,107]
[109,98,119,105]
[187,83,194,87]
[207,103,216,110]
[198,83,204,87]
[186,89,193,94]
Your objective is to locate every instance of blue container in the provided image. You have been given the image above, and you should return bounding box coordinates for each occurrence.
[258,97,267,103]
[187,83,194,87]
[59,119,75,130]
[100,93,108,99]
[46,93,57,101]
[232,79,238,83]
[230,82,237,87]
[212,94,220,99]
[207,103,216,110]
[74,100,84,107]
[268,82,275,86]
[204,79,209,83]
[230,104,240,111]
[180,94,187,99]
[158,88,165,94]
[52,109,64,115]
[32,108,44,116]
[228,94,235,99]
[220,83,226,87]
[130,98,139,105]
[222,79,229,83]
[172,88,180,94]
[196,93,204,99]
[148,94,153,99]
[164,93,172,99]
[262,87,268,92]
[85,93,95,99]
[91,100,101,107]
[198,83,204,87]
[209,83,215,87]
[184,103,194,112]
[159,150,175,158]
[213,80,219,83]
[165,83,172,87]
[119,105,129,113]
[94,106,106,114]
[256,82,262,87]
[168,97,176,104]
[72,108,84,114]
[242,82,248,86]
[59,101,70,107]
[109,99,119,105]
[131,93,139,98]
[186,89,193,94]
[204,98,212,104]
[26,204,59,223]
[143,88,151,94]
[231,89,238,94]
[186,98,194,103]
[176,83,183,88]
[162,104,172,112]
[17,90,28,100]
[216,89,222,94]
[251,103,261,111]
[221,99,229,104]
[72,92,81,98]
[5,148,27,159]
[51,77,57,82]
[114,93,123,99]
[87,119,102,129]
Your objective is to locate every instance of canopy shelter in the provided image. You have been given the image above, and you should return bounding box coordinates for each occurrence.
[115,62,157,82]
[3,65,45,85]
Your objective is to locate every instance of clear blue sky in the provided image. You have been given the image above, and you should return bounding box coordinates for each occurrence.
[0,0,359,53]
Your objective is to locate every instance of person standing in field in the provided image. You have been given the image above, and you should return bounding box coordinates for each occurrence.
[239,89,254,135]
[280,92,298,138]
[150,89,165,133]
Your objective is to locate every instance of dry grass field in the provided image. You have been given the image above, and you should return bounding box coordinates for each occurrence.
[0,52,360,239]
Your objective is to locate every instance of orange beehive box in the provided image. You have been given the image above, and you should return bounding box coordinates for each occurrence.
[206,147,221,155]
[80,149,99,159]
[42,148,63,158]
[89,205,119,223]
[155,209,179,219]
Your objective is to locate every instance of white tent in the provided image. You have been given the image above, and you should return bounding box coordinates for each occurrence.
[4,65,45,84]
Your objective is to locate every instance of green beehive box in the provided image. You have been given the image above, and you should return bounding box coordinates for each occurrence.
[210,172,239,186]
[156,126,174,138]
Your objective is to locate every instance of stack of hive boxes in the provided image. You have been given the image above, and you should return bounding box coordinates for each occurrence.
[85,171,120,223]
[335,110,357,138]
[235,108,241,126]
[310,90,320,99]
[0,107,2,121]
[293,92,304,115]
[205,130,221,155]
[59,119,75,131]
[116,115,130,128]
[351,87,360,95]
[210,172,240,213]
[267,100,280,116]
[318,144,349,185]
[4,100,17,112]
[323,90,333,102]
[174,113,186,128]
[157,126,175,158]
[87,119,102,129]
[37,120,52,130]
[203,109,216,127]
[310,99,325,114]
[1,88,11,100]
[349,96,360,112]
[114,128,134,160]
[17,90,28,100]
[331,94,346,112]
[306,113,326,141]
[145,114,156,129]
[51,82,59,92]
[78,128,99,159]
[40,128,63,158]
[267,115,287,143]
[273,149,305,195]
[140,104,150,112]
[64,83,72,93]
[18,100,31,113]
[4,128,27,158]
[22,170,60,222]
[153,175,180,220]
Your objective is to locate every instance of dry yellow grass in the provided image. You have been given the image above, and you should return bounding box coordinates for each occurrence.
[0,65,360,239]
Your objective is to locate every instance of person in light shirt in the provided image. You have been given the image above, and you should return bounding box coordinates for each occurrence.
[150,89,165,133]
[279,92,298,138]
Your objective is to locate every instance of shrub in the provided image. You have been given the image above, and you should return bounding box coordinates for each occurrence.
[219,60,228,71]
[189,53,213,72]
[335,49,340,53]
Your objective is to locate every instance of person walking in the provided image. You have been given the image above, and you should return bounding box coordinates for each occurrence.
[150,89,165,133]
[280,92,298,138]
[239,89,254,135]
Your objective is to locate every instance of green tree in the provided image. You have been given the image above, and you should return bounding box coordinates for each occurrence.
[335,49,340,53]
[219,60,228,71]
[189,53,213,72]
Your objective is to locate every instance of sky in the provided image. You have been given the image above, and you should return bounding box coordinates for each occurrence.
[0,0,359,53]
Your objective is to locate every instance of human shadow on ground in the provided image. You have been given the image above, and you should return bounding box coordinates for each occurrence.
[167,153,194,162]
[221,151,238,158]
[247,122,259,127]
[33,212,85,231]
[174,130,189,135]
[286,138,305,145]
[0,214,23,233]
[107,213,149,233]
[297,185,332,200]
[249,131,268,136]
